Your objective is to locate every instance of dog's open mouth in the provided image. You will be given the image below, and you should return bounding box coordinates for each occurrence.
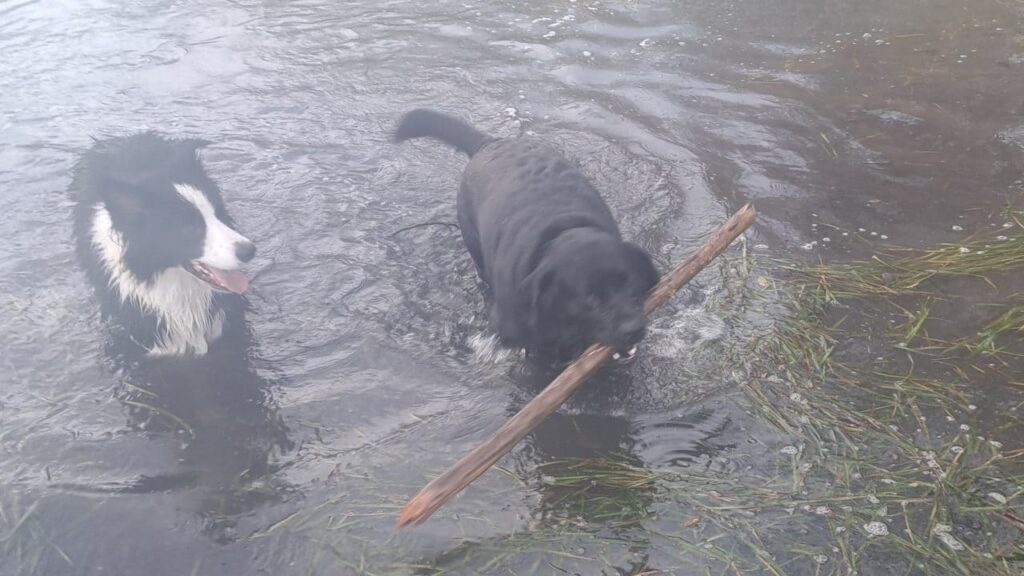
[184,261,250,294]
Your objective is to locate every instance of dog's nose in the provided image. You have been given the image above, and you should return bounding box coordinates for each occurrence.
[617,317,646,346]
[235,240,256,263]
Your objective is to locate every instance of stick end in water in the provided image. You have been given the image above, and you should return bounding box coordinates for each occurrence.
[396,498,428,528]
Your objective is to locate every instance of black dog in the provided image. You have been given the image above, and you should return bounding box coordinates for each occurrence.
[394,109,659,362]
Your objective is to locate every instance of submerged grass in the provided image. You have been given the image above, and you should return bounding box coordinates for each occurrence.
[779,229,1024,300]
[0,491,71,576]
[942,305,1024,358]
[719,216,1024,574]
[532,456,659,527]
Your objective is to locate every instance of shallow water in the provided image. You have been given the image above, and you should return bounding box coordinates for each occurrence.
[1,0,1022,574]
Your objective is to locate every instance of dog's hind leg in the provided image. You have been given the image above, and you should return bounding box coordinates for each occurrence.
[463,231,485,279]
[457,215,486,280]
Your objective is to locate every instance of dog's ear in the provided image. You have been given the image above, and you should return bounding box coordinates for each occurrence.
[519,264,556,332]
[622,242,660,290]
[174,139,212,166]
[98,178,145,222]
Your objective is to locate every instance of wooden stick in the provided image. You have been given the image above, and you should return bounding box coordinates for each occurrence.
[397,203,756,527]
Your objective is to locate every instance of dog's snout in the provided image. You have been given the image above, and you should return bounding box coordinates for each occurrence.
[616,317,646,348]
[235,240,256,263]
[621,326,645,346]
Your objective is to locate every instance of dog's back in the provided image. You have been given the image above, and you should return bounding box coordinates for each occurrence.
[461,137,622,283]
[392,109,620,277]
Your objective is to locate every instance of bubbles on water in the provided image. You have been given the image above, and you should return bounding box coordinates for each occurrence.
[647,308,727,358]
[867,109,923,127]
[951,225,964,231]
[863,521,889,537]
[932,524,964,550]
[987,492,1007,505]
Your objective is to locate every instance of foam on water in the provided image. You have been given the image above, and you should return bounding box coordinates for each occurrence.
[468,332,521,365]
[646,307,727,358]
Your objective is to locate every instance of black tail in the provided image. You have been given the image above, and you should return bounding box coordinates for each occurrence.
[392,109,491,157]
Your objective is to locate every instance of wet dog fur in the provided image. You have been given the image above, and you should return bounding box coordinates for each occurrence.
[71,132,255,357]
[394,109,659,362]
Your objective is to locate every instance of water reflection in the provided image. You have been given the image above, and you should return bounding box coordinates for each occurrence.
[54,285,294,543]
[118,325,292,541]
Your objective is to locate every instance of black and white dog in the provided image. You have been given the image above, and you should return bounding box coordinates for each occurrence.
[394,109,659,363]
[72,132,256,357]
[68,133,297,542]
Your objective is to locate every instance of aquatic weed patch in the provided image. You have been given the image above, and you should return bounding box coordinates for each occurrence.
[0,491,71,576]
[725,219,1024,574]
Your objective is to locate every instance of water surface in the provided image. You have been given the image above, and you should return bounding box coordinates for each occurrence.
[1,0,1022,574]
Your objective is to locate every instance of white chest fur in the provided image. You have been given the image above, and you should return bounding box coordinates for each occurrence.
[90,205,223,356]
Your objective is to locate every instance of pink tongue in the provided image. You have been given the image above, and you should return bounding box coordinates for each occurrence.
[209,267,250,294]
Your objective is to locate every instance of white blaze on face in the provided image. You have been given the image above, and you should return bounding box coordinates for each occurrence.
[90,204,220,356]
[174,183,250,270]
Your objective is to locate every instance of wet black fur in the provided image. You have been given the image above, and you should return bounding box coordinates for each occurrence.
[394,109,659,362]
